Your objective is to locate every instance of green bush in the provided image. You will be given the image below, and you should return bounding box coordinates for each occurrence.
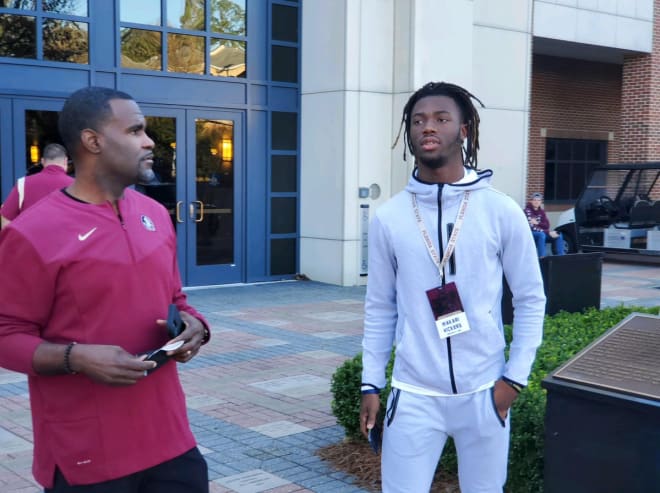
[330,306,659,492]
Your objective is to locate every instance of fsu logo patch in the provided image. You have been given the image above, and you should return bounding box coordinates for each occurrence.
[141,215,156,231]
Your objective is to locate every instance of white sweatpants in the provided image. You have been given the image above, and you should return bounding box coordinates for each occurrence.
[381,387,510,493]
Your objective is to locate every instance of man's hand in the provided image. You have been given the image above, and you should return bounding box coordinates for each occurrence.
[493,379,519,420]
[69,344,156,386]
[157,311,207,363]
[360,393,381,439]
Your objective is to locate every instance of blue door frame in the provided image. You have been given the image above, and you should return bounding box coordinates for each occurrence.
[185,108,244,286]
[142,105,244,286]
[0,98,12,199]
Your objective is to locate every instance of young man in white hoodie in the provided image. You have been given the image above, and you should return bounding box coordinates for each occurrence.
[360,82,546,493]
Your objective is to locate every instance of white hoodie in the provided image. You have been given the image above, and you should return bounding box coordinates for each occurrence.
[361,167,545,395]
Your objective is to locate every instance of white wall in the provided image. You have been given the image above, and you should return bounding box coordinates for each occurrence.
[473,0,534,203]
[533,0,654,52]
[300,0,395,285]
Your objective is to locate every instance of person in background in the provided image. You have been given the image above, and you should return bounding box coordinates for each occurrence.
[359,81,546,492]
[524,192,565,257]
[0,143,73,228]
[0,86,210,492]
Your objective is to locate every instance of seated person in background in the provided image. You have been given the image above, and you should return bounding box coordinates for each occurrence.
[524,192,565,257]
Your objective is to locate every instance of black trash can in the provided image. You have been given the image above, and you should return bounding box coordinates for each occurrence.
[501,252,603,324]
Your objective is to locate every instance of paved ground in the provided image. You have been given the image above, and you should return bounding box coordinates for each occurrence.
[1,261,658,492]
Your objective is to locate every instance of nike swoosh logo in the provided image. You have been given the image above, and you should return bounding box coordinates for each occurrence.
[78,227,97,241]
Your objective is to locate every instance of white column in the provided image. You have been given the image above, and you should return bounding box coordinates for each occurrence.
[300,0,395,286]
[473,0,534,205]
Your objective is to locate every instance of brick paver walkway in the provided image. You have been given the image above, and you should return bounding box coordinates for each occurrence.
[1,261,658,492]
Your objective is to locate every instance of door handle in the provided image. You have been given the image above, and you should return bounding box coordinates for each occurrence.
[175,201,183,223]
[189,201,204,222]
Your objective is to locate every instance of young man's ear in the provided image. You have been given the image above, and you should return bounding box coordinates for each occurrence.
[80,129,102,154]
[460,123,468,141]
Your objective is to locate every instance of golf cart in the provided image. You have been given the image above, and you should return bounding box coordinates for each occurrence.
[554,163,660,262]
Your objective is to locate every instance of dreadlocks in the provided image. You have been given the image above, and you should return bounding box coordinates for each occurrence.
[392,82,485,169]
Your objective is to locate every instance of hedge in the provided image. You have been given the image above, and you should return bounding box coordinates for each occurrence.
[330,305,659,493]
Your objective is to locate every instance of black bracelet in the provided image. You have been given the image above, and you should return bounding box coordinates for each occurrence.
[501,376,524,393]
[64,342,78,375]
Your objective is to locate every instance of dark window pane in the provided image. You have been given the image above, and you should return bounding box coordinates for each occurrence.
[121,28,162,70]
[545,138,608,201]
[272,4,297,42]
[271,155,297,192]
[0,14,35,58]
[557,141,570,160]
[556,164,571,200]
[271,45,297,82]
[569,163,586,199]
[25,110,64,173]
[271,197,296,234]
[167,0,205,30]
[168,33,204,74]
[270,238,296,275]
[42,0,87,16]
[209,38,245,77]
[120,0,160,25]
[573,140,586,160]
[43,19,88,63]
[211,0,246,36]
[545,163,556,200]
[587,141,601,161]
[144,116,177,226]
[545,141,555,160]
[1,0,35,9]
[195,119,235,265]
[272,112,297,150]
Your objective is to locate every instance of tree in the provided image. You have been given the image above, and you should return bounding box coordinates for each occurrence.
[0,13,35,58]
[210,0,245,36]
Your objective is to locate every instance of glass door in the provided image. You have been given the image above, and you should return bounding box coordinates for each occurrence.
[12,98,66,182]
[1,98,66,208]
[142,107,243,286]
[185,110,243,285]
[142,112,181,231]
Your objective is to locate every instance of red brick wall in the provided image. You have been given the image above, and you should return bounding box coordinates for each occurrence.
[528,54,622,205]
[620,0,660,161]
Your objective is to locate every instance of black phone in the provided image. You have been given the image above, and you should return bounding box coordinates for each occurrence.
[368,423,382,454]
[166,304,184,339]
[144,340,184,374]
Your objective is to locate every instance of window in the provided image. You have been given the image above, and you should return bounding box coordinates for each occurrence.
[120,0,246,78]
[0,0,89,63]
[270,1,297,83]
[544,138,607,202]
[269,111,298,275]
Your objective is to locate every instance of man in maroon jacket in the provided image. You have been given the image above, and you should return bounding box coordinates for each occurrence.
[1,143,73,229]
[0,87,210,492]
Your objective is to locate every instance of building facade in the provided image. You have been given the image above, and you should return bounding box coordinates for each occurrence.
[300,0,657,285]
[0,0,300,287]
[0,0,657,287]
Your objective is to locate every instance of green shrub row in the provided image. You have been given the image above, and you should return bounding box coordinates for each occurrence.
[330,306,659,492]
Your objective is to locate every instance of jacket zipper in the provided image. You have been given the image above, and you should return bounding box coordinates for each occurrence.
[437,184,458,394]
